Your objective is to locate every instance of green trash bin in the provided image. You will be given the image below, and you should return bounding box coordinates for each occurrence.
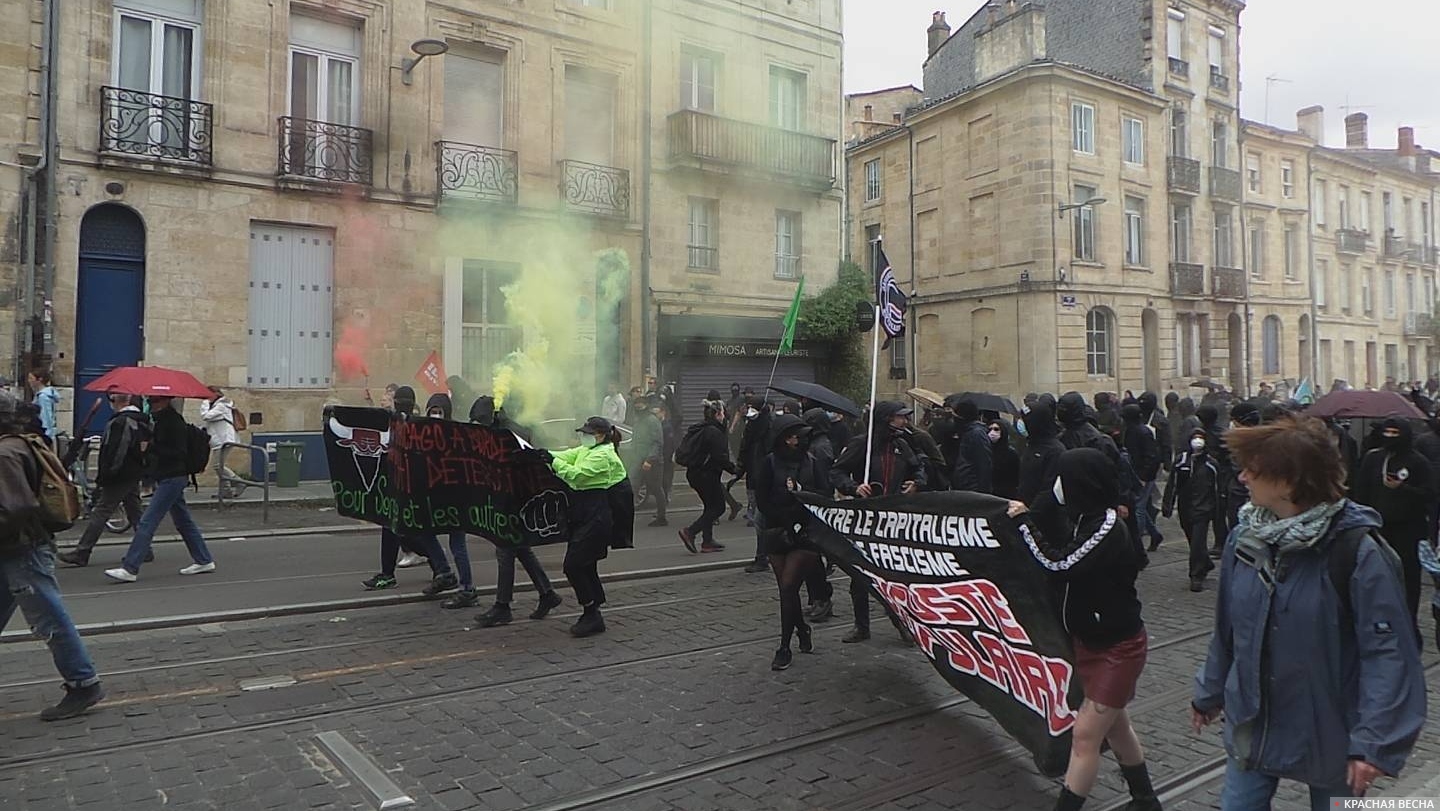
[275,442,304,488]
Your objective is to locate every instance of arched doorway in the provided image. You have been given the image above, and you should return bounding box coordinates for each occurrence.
[1227,312,1245,394]
[1141,308,1160,392]
[1298,314,1312,383]
[75,204,146,435]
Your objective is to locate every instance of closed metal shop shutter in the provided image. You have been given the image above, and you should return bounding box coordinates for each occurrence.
[675,357,816,425]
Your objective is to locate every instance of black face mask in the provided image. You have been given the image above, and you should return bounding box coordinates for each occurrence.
[1382,434,1405,450]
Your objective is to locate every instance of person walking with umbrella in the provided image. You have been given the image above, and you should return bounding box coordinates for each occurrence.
[58,392,150,568]
[1350,417,1432,640]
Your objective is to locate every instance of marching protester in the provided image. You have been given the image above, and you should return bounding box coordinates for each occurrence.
[424,393,477,608]
[1008,448,1156,811]
[1163,428,1223,591]
[1016,402,1065,505]
[800,408,836,622]
[987,418,1020,500]
[542,417,629,637]
[58,392,150,567]
[104,395,216,583]
[1349,416,1432,639]
[0,390,106,720]
[628,396,668,527]
[753,414,826,670]
[200,386,243,499]
[1056,392,1145,566]
[947,398,993,494]
[1138,391,1170,468]
[1122,404,1164,552]
[738,396,775,573]
[1192,416,1425,808]
[677,399,740,555]
[830,401,925,643]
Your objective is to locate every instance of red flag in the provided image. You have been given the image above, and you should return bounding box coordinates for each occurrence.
[414,351,448,395]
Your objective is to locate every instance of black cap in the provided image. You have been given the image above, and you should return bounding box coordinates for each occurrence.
[578,416,613,434]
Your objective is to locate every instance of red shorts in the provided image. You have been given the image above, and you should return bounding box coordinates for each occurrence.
[1073,627,1148,708]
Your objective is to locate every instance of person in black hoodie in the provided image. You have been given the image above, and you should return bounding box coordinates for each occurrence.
[1009,449,1156,811]
[59,393,152,567]
[950,399,994,494]
[830,401,926,643]
[1221,402,1261,545]
[1163,428,1223,591]
[987,419,1020,499]
[738,397,774,572]
[1351,417,1433,636]
[1412,417,1440,543]
[1017,402,1065,504]
[801,408,837,622]
[753,414,827,671]
[1122,404,1163,552]
[678,399,740,554]
[1056,392,1145,566]
[424,393,479,608]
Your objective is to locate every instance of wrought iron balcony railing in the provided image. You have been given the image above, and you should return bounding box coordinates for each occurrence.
[1212,266,1247,299]
[1209,68,1230,93]
[668,110,835,190]
[1170,262,1204,296]
[1383,235,1408,260]
[436,141,518,203]
[1427,246,1440,267]
[99,86,213,165]
[1403,312,1433,337]
[1408,241,1426,263]
[1335,229,1368,254]
[278,116,373,185]
[775,255,800,280]
[1209,166,1242,202]
[687,245,718,271]
[560,159,631,218]
[1167,156,1201,194]
[1168,58,1189,78]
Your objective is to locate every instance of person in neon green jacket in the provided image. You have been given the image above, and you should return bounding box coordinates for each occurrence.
[545,416,629,637]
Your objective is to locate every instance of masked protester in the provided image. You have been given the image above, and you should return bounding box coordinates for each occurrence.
[422,393,480,609]
[1163,429,1223,592]
[753,415,826,671]
[738,397,775,573]
[988,420,1020,499]
[678,400,740,554]
[948,398,994,494]
[1056,392,1145,567]
[1009,450,1156,811]
[1017,402,1065,505]
[1350,417,1432,639]
[800,408,838,623]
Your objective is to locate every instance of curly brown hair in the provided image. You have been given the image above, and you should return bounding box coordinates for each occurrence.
[1223,415,1347,509]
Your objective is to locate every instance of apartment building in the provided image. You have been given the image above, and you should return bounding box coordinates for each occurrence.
[2,0,841,432]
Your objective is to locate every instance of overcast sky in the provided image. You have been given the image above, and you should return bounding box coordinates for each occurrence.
[843,0,1440,151]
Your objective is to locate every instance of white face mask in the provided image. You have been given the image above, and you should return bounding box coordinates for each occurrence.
[1190,437,1206,451]
[745,408,759,419]
[581,434,599,447]
[988,429,1002,442]
[1052,477,1066,506]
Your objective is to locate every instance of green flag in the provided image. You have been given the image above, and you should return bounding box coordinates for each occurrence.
[779,276,805,354]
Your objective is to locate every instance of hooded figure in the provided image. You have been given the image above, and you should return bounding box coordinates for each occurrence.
[392,386,417,416]
[987,420,1020,499]
[830,401,925,497]
[424,393,453,421]
[1017,402,1065,504]
[802,408,836,475]
[949,399,994,494]
[1351,416,1432,632]
[752,415,826,541]
[1137,391,1170,467]
[1163,428,1224,590]
[1058,392,1144,563]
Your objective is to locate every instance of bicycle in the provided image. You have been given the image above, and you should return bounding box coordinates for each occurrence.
[58,432,136,535]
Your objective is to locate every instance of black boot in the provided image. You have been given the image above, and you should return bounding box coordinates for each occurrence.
[1054,787,1086,811]
[570,605,606,637]
[1120,763,1162,811]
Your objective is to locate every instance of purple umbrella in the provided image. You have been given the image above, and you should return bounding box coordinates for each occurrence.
[1306,390,1426,420]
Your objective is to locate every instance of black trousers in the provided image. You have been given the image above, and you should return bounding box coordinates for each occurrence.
[641,464,667,520]
[563,539,607,607]
[1391,533,1423,635]
[849,576,870,630]
[686,469,725,543]
[1185,515,1218,579]
[805,556,833,604]
[75,479,143,555]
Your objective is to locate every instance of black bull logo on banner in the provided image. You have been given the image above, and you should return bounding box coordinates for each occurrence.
[796,491,1083,777]
[324,406,571,546]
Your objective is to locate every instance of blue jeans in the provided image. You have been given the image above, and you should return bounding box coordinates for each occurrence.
[495,545,554,604]
[443,532,471,589]
[1135,480,1161,541]
[1219,758,1349,811]
[0,544,100,688]
[122,475,213,573]
[379,529,451,578]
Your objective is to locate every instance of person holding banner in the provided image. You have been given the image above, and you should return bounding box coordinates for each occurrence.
[1008,448,1157,811]
[542,417,628,638]
[753,414,826,671]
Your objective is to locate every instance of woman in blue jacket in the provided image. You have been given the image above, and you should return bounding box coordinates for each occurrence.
[1193,416,1425,810]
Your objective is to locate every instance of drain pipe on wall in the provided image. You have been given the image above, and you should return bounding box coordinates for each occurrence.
[38,0,61,364]
[638,0,654,382]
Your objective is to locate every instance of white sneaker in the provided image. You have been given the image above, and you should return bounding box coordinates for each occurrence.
[397,552,425,568]
[179,562,216,576]
[104,568,138,583]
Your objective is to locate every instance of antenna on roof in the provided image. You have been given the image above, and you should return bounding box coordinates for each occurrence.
[1263,74,1291,125]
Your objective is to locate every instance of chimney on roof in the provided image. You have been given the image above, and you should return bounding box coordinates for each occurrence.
[892,112,902,124]
[863,104,873,122]
[928,11,951,57]
[1345,113,1369,149]
[1399,127,1417,157]
[1297,106,1325,145]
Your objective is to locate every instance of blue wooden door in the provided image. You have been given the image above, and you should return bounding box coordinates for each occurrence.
[74,205,146,436]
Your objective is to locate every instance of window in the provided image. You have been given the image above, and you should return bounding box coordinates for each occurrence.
[1214,207,1233,266]
[1124,196,1145,266]
[458,260,522,387]
[1262,315,1281,376]
[1211,120,1228,167]
[1424,202,1432,245]
[687,197,718,270]
[1339,264,1352,311]
[1406,273,1417,315]
[289,14,359,126]
[1177,314,1204,377]
[1073,184,1097,261]
[1338,186,1350,229]
[113,0,202,153]
[1427,274,1436,314]
[864,158,881,202]
[1248,221,1265,278]
[1170,107,1188,157]
[1283,224,1300,279]
[769,66,806,131]
[1361,192,1373,233]
[865,224,882,273]
[1316,259,1328,308]
[1071,102,1096,154]
[679,48,717,112]
[1123,117,1144,165]
[1281,160,1295,198]
[247,223,334,389]
[890,334,908,376]
[443,49,504,148]
[1314,181,1327,228]
[1166,8,1185,61]
[1362,269,1373,315]
[1246,152,1262,193]
[1403,198,1414,238]
[1171,204,1193,262]
[1086,308,1113,376]
[564,66,617,165]
[572,0,611,8]
[1385,270,1396,316]
[1383,192,1394,231]
[1207,26,1225,73]
[775,210,801,280]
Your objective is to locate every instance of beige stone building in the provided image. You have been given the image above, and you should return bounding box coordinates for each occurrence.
[845,84,922,145]
[1,0,842,437]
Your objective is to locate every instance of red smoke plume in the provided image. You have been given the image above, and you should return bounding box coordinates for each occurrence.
[335,322,370,381]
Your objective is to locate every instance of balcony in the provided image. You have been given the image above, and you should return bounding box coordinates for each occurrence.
[1408,241,1427,264]
[1212,266,1247,299]
[1209,166,1242,202]
[668,109,835,191]
[99,86,213,165]
[1403,312,1433,338]
[687,245,718,272]
[1168,57,1189,78]
[775,254,800,280]
[1167,156,1201,195]
[1209,68,1230,93]
[560,159,631,218]
[1170,262,1205,296]
[278,117,373,185]
[1426,246,1440,267]
[436,141,518,204]
[1383,235,1408,261]
[1335,228,1368,255]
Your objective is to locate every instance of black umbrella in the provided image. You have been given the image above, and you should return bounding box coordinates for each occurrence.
[952,392,1019,415]
[767,380,862,417]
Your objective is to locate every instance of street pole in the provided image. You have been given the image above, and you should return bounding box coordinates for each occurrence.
[863,304,881,480]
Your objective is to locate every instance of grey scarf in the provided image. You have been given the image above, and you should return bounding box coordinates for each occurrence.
[1232,500,1344,591]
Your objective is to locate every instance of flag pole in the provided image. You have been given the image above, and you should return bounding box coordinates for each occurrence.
[762,347,783,406]
[863,303,882,481]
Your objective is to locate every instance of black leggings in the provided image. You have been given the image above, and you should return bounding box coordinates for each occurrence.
[686,469,726,543]
[563,540,607,608]
[770,549,817,649]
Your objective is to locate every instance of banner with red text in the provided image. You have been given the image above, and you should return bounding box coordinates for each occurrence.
[797,491,1081,777]
[324,406,569,547]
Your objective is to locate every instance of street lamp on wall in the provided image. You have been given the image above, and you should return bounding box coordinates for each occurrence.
[401,39,450,86]
[1057,196,1107,219]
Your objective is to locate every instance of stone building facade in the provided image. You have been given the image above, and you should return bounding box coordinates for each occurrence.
[1,0,841,433]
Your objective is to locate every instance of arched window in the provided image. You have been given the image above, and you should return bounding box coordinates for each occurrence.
[1086,308,1114,376]
[1262,315,1282,376]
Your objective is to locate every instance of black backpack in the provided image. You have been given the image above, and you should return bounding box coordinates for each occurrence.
[184,423,212,476]
[673,423,711,468]
[1327,525,1406,620]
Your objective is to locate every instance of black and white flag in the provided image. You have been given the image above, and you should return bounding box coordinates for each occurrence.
[876,246,908,348]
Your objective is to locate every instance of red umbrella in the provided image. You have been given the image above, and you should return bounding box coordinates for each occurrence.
[83,366,215,399]
[1306,390,1426,420]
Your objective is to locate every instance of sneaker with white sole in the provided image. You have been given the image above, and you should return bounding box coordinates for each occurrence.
[179,562,216,575]
[103,568,138,583]
[397,552,426,568]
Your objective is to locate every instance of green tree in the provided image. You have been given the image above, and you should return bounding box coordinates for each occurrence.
[797,262,872,404]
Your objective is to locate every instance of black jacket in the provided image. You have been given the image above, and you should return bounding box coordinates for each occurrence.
[1122,418,1162,482]
[1412,428,1440,497]
[1161,450,1222,520]
[830,430,926,496]
[989,423,1020,500]
[1145,409,1171,470]
[802,409,836,481]
[753,449,828,533]
[1351,420,1432,539]
[738,408,773,476]
[951,420,994,494]
[1059,418,1134,501]
[904,427,951,491]
[686,419,738,475]
[149,407,191,480]
[1017,408,1065,505]
[97,408,152,486]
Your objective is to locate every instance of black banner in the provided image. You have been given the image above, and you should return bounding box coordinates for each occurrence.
[797,491,1081,777]
[324,406,570,546]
